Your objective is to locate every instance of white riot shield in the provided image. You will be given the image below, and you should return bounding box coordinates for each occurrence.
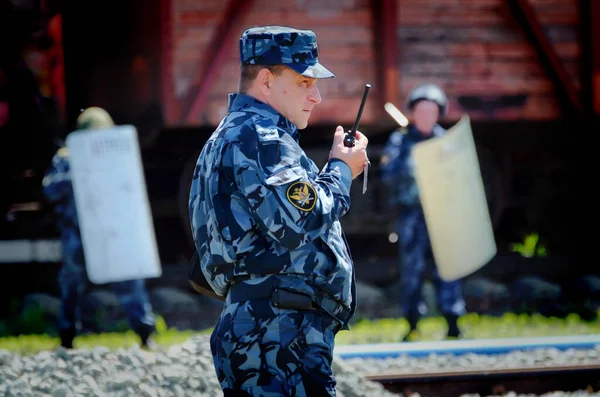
[411,115,496,281]
[66,125,162,284]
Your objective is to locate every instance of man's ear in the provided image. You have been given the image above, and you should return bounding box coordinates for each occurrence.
[257,68,273,96]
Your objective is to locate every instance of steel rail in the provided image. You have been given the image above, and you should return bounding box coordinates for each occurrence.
[367,363,600,396]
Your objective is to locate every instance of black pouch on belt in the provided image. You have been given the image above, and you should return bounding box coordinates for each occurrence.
[271,289,313,310]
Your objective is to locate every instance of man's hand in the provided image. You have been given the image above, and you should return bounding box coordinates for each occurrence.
[329,126,369,179]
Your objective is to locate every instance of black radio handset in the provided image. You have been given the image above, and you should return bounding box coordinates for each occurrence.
[344,83,371,147]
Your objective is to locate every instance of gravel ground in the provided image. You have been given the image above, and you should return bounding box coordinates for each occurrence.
[0,335,399,397]
[1,335,599,397]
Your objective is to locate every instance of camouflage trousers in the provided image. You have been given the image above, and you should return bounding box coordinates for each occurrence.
[396,209,466,320]
[210,298,341,396]
[57,255,156,332]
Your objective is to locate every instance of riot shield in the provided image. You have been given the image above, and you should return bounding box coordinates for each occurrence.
[411,115,497,281]
[66,125,162,284]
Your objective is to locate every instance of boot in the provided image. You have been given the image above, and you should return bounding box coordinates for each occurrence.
[402,313,420,342]
[445,314,461,339]
[136,323,157,350]
[59,327,76,349]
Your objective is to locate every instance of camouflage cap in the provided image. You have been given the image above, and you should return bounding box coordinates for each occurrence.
[76,107,114,130]
[239,26,335,79]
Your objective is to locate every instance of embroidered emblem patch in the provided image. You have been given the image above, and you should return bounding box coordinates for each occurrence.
[286,182,316,212]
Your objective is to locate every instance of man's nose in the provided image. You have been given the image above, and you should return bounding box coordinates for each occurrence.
[308,85,322,104]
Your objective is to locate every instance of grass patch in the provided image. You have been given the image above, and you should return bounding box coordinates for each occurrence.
[2,312,600,355]
[0,316,212,356]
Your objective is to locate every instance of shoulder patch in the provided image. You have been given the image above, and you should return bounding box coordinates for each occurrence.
[57,147,69,157]
[254,118,280,143]
[286,181,316,212]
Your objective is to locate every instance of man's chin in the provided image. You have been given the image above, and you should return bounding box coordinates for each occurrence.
[293,119,309,130]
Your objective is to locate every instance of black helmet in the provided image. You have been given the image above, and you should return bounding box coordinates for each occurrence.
[407,83,449,117]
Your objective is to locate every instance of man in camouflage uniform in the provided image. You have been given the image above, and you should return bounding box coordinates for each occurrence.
[42,107,157,349]
[189,26,369,396]
[380,83,466,341]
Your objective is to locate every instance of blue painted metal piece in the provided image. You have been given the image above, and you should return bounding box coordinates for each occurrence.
[333,335,600,359]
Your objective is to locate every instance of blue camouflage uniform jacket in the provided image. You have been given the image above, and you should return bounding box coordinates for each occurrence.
[380,124,446,208]
[42,147,85,265]
[189,93,356,328]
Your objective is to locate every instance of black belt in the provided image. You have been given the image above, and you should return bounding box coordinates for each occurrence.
[227,281,351,324]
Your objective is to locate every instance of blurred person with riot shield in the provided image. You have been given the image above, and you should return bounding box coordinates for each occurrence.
[380,83,466,341]
[42,107,157,349]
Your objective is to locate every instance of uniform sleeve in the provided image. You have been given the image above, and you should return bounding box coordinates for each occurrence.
[42,148,72,204]
[234,131,353,251]
[379,130,420,205]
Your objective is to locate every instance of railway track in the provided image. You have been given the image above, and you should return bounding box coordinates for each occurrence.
[367,363,600,396]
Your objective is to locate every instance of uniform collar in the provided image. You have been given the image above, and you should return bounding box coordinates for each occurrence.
[228,93,300,141]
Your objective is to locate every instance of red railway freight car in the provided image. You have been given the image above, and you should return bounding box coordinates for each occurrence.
[1,0,597,305]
